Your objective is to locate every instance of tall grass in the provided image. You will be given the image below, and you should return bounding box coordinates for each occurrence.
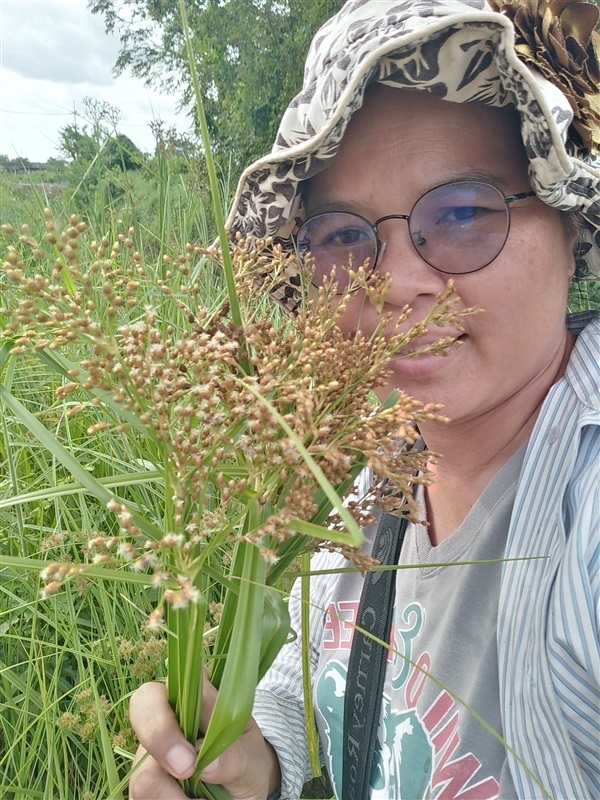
[0,183,229,797]
[1,168,217,262]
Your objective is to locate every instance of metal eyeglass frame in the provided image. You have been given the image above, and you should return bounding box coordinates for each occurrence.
[296,180,537,283]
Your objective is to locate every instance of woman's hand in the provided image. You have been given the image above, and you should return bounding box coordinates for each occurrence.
[129,679,281,800]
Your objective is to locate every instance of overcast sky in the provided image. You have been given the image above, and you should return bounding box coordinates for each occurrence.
[0,0,189,162]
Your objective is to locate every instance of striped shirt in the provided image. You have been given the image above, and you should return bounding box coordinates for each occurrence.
[254,314,599,800]
[498,313,599,799]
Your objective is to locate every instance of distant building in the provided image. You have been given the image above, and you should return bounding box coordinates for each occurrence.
[0,160,44,174]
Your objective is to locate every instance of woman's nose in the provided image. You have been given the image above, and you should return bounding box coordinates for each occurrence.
[376,220,449,306]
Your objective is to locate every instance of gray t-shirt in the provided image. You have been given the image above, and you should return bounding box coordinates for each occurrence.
[314,446,526,799]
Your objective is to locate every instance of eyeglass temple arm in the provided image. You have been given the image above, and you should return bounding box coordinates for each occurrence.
[504,190,537,204]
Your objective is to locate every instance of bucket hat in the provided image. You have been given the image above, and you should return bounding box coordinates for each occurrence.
[225,0,600,311]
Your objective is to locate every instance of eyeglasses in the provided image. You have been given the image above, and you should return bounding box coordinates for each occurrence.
[296,180,536,292]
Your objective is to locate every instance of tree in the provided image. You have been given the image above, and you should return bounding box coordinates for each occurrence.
[56,98,147,217]
[88,0,345,171]
[104,133,146,171]
[59,126,145,170]
[59,97,145,171]
[59,125,98,163]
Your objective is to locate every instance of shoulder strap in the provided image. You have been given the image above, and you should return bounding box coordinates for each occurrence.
[341,510,408,800]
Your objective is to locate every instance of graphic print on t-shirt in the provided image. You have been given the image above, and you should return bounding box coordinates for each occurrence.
[317,600,501,800]
[317,659,432,799]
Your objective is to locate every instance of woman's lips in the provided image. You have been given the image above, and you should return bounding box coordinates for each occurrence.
[398,333,465,355]
[389,334,466,378]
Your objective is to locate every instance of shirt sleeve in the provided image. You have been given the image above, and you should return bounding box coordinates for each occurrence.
[253,549,346,800]
[550,422,600,797]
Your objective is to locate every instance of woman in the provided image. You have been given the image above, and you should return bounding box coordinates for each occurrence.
[129,1,600,798]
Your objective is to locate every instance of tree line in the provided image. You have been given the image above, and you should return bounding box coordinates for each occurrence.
[88,0,345,171]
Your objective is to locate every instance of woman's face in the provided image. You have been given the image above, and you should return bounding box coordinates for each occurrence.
[305,86,576,423]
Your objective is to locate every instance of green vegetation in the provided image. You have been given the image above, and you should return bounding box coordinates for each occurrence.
[88,0,346,169]
[0,178,219,798]
[1,14,343,789]
[0,124,217,256]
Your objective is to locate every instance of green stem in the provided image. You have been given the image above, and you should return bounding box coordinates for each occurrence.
[166,604,182,720]
[0,553,174,588]
[196,541,267,771]
[301,551,321,778]
[166,594,209,799]
[178,0,242,331]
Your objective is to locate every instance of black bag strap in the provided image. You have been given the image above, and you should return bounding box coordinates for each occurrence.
[341,511,408,800]
[342,439,423,800]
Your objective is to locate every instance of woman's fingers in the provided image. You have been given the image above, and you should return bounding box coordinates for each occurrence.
[199,714,281,799]
[129,681,197,781]
[129,744,193,800]
[129,678,280,800]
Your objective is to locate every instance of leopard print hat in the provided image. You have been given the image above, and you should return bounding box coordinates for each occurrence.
[225,0,600,310]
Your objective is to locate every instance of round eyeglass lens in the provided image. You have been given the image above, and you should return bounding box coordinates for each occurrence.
[297,212,377,290]
[409,182,510,273]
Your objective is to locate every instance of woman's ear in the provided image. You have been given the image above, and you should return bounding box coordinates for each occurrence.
[564,212,582,279]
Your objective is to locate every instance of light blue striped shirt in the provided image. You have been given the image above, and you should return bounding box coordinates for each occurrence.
[254,315,599,800]
[498,313,599,799]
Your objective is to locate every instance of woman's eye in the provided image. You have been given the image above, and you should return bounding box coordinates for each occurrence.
[436,205,495,225]
[325,227,368,246]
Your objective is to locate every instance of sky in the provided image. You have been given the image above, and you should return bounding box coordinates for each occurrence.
[0,0,190,162]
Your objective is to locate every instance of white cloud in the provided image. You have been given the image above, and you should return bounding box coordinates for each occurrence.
[0,0,192,161]
[2,0,121,85]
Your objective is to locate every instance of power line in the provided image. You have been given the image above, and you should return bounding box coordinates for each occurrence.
[1,108,155,128]
[1,109,72,116]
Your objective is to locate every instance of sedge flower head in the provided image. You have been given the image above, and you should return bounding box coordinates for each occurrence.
[3,222,475,605]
